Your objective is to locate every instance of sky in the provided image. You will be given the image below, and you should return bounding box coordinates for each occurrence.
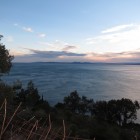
[1,0,140,62]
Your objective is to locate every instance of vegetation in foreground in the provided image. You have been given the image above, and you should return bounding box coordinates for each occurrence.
[1,35,140,139]
[0,80,140,140]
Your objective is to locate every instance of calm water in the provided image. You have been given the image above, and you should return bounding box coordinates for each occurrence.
[2,63,140,105]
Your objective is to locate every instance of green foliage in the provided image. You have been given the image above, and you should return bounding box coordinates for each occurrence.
[94,98,140,125]
[0,81,15,104]
[0,35,14,75]
[14,81,40,107]
[1,76,140,139]
[33,100,50,113]
[0,36,14,103]
[24,81,41,107]
[14,80,51,119]
[63,91,140,126]
[79,96,94,115]
[54,92,140,139]
[13,79,22,90]
[64,90,81,113]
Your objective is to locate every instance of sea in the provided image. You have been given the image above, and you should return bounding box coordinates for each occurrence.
[2,62,140,122]
[2,63,140,105]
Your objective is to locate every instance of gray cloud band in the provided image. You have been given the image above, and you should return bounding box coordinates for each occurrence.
[27,49,86,58]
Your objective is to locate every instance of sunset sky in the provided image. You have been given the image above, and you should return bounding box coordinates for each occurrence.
[1,0,140,62]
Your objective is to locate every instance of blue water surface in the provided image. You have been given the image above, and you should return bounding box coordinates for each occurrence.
[3,63,140,105]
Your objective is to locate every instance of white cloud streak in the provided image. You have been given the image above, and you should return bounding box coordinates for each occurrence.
[62,45,77,51]
[86,24,140,53]
[101,24,134,34]
[38,40,75,50]
[22,27,34,32]
[38,33,46,38]
[38,42,53,47]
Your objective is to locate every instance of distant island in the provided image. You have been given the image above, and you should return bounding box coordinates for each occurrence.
[13,61,140,65]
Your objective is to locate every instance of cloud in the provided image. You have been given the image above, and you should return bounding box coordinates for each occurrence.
[39,40,66,46]
[22,27,34,32]
[84,49,140,62]
[13,23,48,40]
[13,23,48,39]
[14,23,35,33]
[38,42,53,47]
[27,49,86,58]
[13,47,140,63]
[38,33,46,38]
[13,48,86,62]
[38,40,77,52]
[10,49,31,56]
[101,24,134,34]
[86,24,140,53]
[13,51,86,63]
[12,23,140,63]
[62,45,77,51]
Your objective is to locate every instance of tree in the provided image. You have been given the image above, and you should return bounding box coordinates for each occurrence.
[94,100,108,121]
[0,81,15,104]
[92,98,140,125]
[79,96,94,115]
[0,35,14,75]
[117,98,140,125]
[25,81,40,107]
[64,91,81,113]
